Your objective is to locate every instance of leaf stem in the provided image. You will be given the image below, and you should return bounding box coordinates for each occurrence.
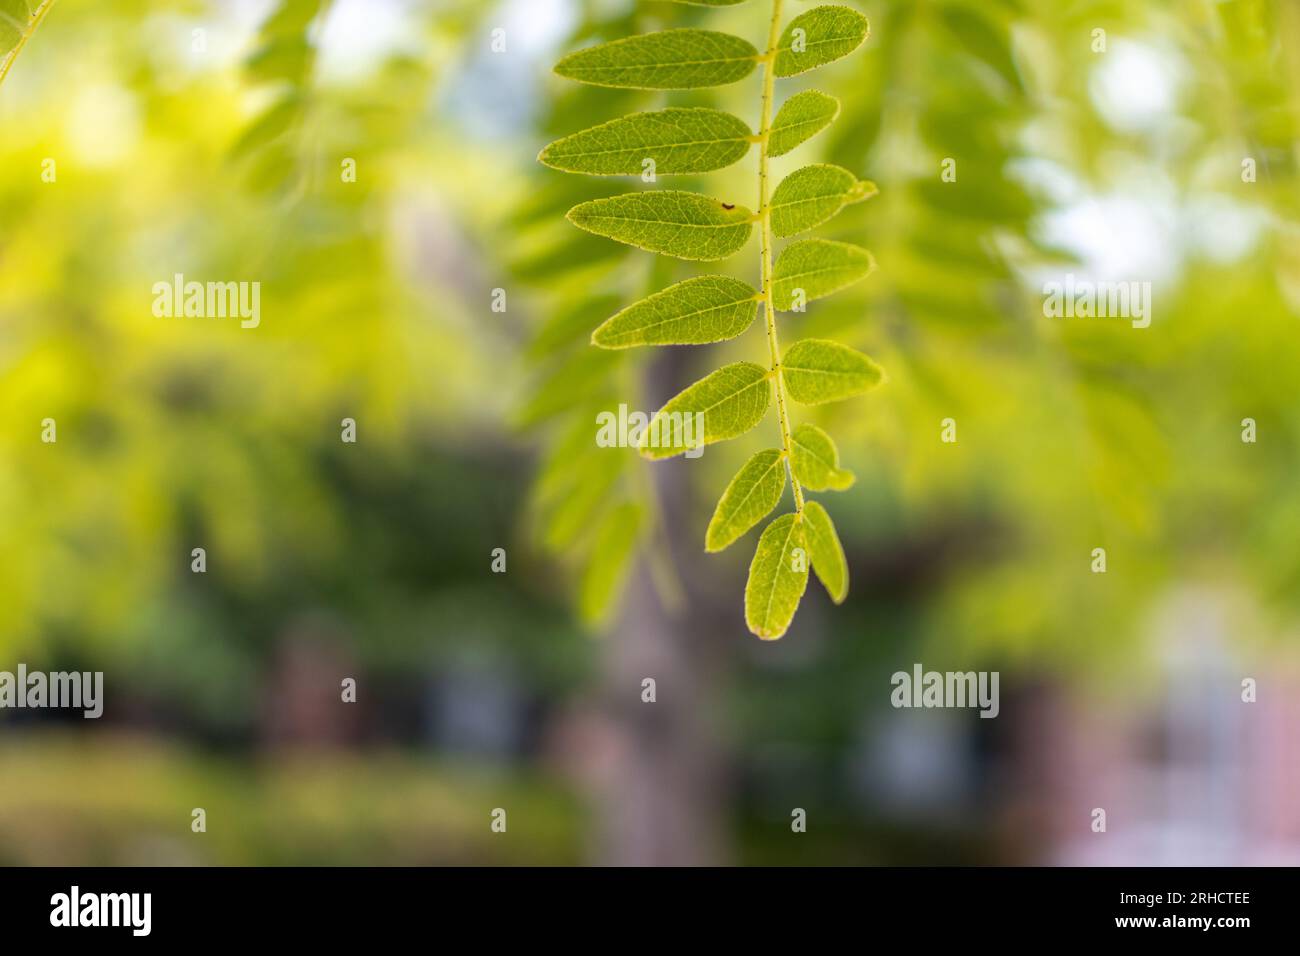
[758,0,804,515]
[0,0,57,89]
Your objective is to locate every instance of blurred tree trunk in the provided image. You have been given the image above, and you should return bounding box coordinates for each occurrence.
[593,351,734,866]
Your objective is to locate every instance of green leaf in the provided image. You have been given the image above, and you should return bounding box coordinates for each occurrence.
[539,108,754,176]
[0,0,31,55]
[706,449,787,552]
[516,348,620,427]
[936,4,1023,93]
[229,94,304,160]
[802,500,848,604]
[744,513,809,640]
[771,238,876,311]
[531,410,608,510]
[554,29,759,90]
[770,164,877,237]
[568,191,754,261]
[666,0,748,5]
[1,0,54,87]
[579,502,644,627]
[257,0,324,36]
[539,448,625,551]
[782,338,885,405]
[768,90,840,157]
[790,423,855,491]
[245,35,313,83]
[640,362,771,459]
[773,5,870,78]
[0,0,26,56]
[530,293,624,358]
[592,276,760,348]
[510,230,625,284]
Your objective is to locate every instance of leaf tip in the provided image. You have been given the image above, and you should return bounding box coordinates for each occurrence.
[636,437,663,460]
[748,622,787,641]
[564,203,591,231]
[853,179,879,203]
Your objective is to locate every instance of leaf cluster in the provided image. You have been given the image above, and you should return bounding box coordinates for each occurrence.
[540,1,883,639]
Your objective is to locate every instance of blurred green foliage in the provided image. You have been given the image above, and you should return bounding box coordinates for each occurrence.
[514,0,1300,672]
[0,0,589,725]
[0,735,580,864]
[1,0,1299,864]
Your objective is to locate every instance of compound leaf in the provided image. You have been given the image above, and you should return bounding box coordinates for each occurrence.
[782,338,885,405]
[555,29,759,90]
[790,423,855,490]
[592,275,760,348]
[706,449,787,552]
[803,500,848,603]
[774,5,870,78]
[540,108,754,176]
[771,238,876,311]
[768,90,840,157]
[568,191,754,261]
[745,513,809,640]
[770,164,877,237]
[539,3,884,640]
[640,361,771,459]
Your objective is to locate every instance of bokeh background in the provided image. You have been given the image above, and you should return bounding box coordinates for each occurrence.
[1,0,1298,865]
